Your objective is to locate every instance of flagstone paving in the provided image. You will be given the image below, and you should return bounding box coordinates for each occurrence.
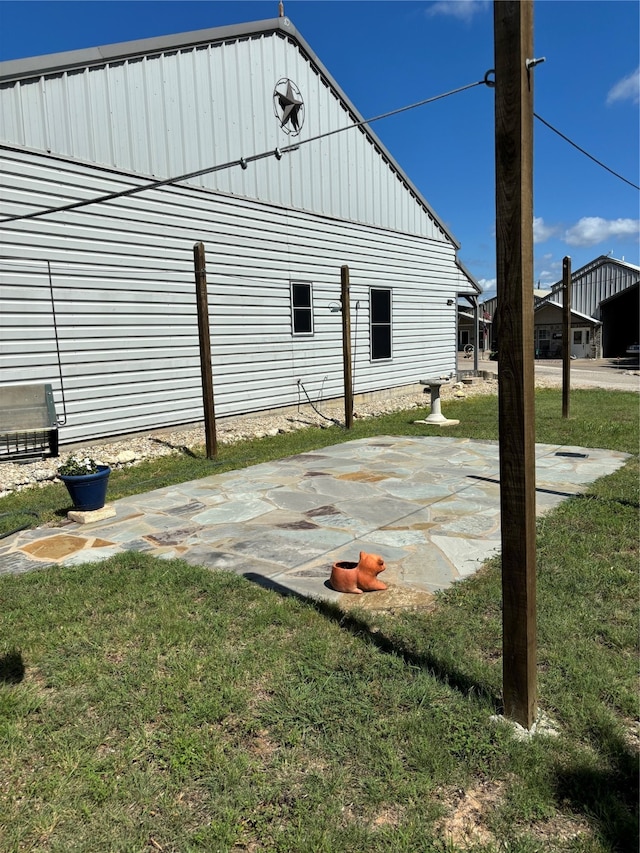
[0,436,629,611]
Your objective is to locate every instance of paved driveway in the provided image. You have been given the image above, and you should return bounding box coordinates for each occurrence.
[534,358,640,392]
[462,354,639,392]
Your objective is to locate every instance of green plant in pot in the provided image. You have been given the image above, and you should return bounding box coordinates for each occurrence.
[58,456,111,512]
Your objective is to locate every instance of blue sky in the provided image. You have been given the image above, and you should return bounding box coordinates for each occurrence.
[1,0,638,298]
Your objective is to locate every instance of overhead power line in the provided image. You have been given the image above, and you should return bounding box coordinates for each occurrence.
[534,112,640,191]
[0,78,486,225]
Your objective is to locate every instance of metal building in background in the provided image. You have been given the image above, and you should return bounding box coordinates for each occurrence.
[0,15,479,444]
[481,255,639,360]
[535,255,639,358]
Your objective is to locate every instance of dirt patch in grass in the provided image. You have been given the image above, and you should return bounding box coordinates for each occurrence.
[246,678,275,711]
[436,780,594,849]
[370,804,405,829]
[341,803,406,831]
[528,813,592,845]
[336,585,437,614]
[247,729,278,762]
[621,717,640,753]
[436,780,504,848]
[231,842,261,853]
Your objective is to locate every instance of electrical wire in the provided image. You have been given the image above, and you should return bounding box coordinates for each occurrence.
[297,379,342,427]
[0,79,636,227]
[47,261,68,426]
[534,112,640,191]
[0,78,487,226]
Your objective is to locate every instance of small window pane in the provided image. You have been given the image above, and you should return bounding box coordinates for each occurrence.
[293,308,312,334]
[371,289,391,323]
[292,283,311,308]
[372,325,391,360]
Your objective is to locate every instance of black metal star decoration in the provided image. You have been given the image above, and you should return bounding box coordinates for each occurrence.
[273,78,305,136]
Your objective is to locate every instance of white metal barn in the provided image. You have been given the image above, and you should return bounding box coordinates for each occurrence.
[533,256,639,359]
[0,15,479,445]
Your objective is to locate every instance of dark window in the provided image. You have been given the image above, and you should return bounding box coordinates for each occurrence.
[370,288,392,360]
[291,282,313,335]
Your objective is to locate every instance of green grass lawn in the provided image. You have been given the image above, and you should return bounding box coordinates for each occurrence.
[0,389,638,852]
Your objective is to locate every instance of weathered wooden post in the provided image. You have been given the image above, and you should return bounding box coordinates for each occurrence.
[341,265,354,430]
[562,256,571,418]
[193,242,218,458]
[494,0,537,728]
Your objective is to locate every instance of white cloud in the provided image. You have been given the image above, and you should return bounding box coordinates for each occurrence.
[563,217,640,247]
[427,0,490,22]
[478,277,496,293]
[537,270,555,284]
[606,67,640,105]
[533,217,558,244]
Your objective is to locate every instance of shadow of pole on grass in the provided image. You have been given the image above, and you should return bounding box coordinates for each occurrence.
[242,572,502,712]
[0,648,25,684]
[552,720,639,851]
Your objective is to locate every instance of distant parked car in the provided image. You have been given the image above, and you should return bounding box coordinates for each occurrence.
[626,343,639,357]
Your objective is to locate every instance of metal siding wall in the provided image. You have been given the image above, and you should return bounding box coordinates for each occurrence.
[0,33,447,241]
[0,147,459,443]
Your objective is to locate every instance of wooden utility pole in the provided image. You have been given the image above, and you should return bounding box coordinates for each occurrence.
[341,265,354,429]
[193,242,218,458]
[494,0,537,729]
[562,256,571,418]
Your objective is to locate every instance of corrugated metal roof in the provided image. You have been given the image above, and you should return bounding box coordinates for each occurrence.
[455,258,480,294]
[533,303,601,325]
[0,19,285,81]
[538,255,640,319]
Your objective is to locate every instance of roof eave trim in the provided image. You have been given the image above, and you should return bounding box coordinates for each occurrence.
[455,258,480,293]
[546,254,640,295]
[0,18,286,82]
[534,302,601,324]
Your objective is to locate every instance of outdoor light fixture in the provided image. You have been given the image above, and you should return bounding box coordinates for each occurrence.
[447,299,455,306]
[328,301,341,313]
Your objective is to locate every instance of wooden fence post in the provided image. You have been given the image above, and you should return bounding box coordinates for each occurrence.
[562,256,571,418]
[341,265,354,430]
[494,0,537,729]
[193,242,218,458]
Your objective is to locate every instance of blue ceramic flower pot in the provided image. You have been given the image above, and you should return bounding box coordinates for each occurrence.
[60,465,111,511]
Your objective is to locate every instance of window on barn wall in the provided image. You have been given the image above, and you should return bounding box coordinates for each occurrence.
[370,288,392,360]
[291,282,314,335]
